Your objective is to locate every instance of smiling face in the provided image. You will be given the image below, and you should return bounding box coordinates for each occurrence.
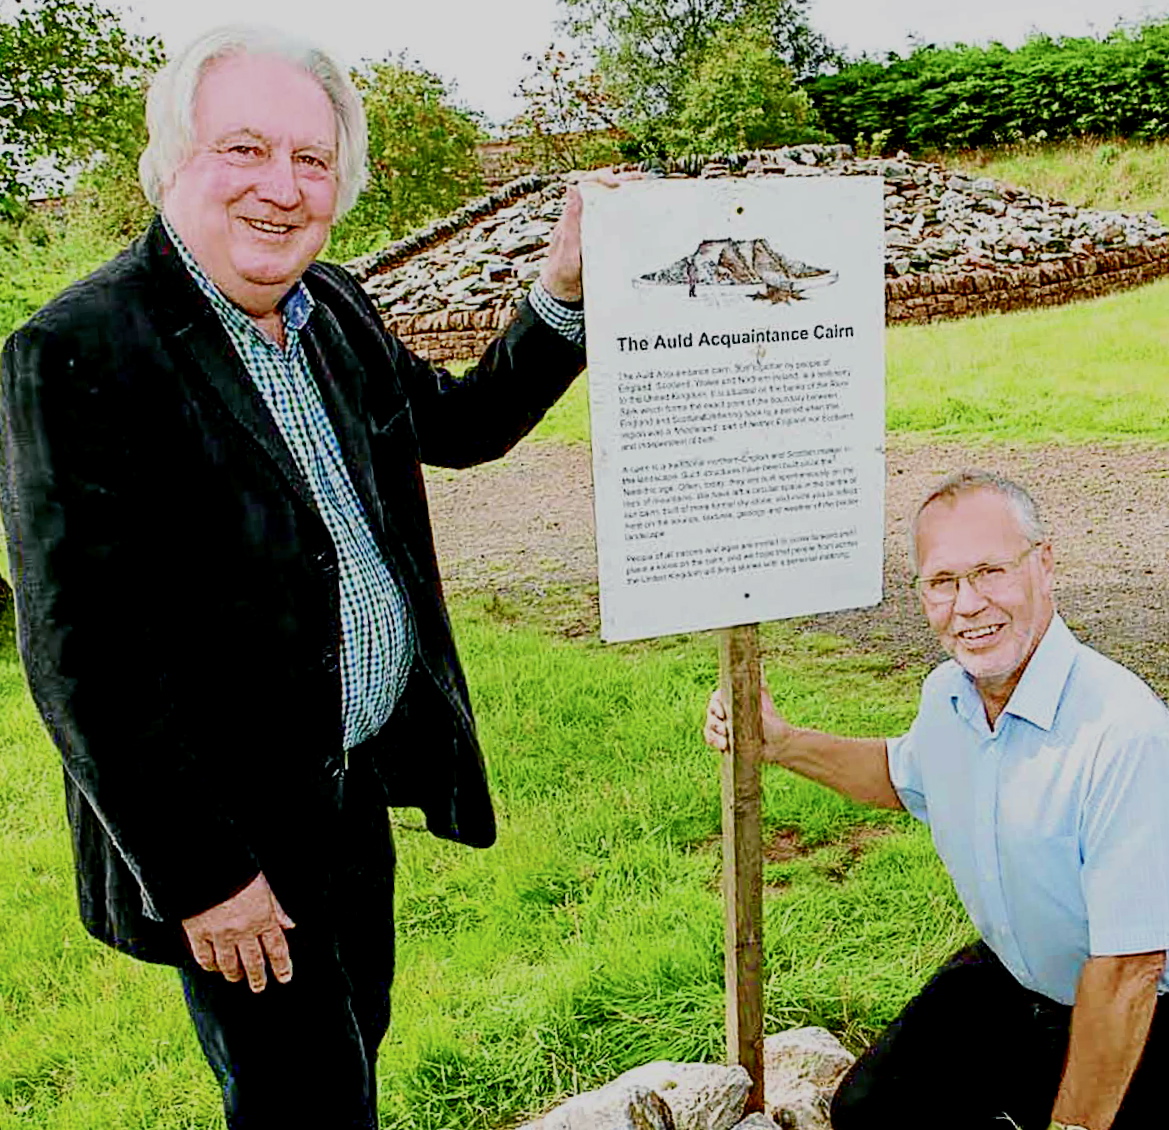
[914,487,1055,716]
[161,52,339,318]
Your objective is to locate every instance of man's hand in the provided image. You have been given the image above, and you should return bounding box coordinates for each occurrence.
[704,681,791,755]
[704,683,902,808]
[540,168,640,303]
[182,872,295,992]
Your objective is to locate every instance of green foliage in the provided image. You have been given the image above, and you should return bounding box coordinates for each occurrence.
[559,0,838,158]
[662,21,819,155]
[0,209,122,339]
[509,45,624,172]
[326,58,484,262]
[0,0,163,212]
[807,19,1169,152]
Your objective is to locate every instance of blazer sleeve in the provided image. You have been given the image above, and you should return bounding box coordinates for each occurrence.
[0,322,261,923]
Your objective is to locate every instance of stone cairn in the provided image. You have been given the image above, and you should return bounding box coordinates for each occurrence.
[511,1025,856,1130]
[346,145,1169,363]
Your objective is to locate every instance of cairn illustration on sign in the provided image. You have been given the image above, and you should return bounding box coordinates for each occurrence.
[636,238,837,304]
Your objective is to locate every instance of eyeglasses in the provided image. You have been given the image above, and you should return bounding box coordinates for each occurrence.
[913,543,1041,605]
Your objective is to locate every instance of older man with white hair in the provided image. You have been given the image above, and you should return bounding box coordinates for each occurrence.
[1,24,599,1128]
[706,470,1169,1130]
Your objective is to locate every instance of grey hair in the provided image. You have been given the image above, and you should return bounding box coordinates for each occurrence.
[138,25,368,219]
[908,469,1047,573]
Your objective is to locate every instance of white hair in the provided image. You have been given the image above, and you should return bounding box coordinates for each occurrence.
[138,24,368,218]
[908,469,1047,574]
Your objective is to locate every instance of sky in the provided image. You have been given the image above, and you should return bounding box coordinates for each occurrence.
[106,0,1169,129]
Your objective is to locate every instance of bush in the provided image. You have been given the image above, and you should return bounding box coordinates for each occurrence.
[806,20,1169,152]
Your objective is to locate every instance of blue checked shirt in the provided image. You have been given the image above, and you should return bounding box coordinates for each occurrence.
[165,219,413,751]
[165,221,585,750]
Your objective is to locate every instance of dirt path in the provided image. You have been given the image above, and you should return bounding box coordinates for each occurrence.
[424,440,1169,697]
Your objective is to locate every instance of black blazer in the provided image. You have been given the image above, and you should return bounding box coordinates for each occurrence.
[0,218,585,964]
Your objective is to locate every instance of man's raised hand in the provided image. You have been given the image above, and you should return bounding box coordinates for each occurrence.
[182,872,295,993]
[539,168,642,303]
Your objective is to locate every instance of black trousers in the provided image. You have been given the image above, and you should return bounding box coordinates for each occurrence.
[831,940,1169,1130]
[178,753,396,1130]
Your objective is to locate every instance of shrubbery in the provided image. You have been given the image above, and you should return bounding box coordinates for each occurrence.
[806,20,1169,152]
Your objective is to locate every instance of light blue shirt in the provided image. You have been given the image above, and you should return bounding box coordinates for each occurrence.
[887,614,1169,1004]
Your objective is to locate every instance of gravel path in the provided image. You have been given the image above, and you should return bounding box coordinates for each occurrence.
[424,439,1169,697]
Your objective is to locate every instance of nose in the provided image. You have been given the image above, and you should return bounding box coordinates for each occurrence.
[255,152,300,209]
[951,573,988,615]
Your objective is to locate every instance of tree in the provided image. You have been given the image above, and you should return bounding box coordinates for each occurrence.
[509,44,623,172]
[327,57,484,260]
[558,0,838,150]
[663,21,817,155]
[0,0,163,214]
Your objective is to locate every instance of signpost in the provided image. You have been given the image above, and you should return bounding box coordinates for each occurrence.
[581,174,885,1107]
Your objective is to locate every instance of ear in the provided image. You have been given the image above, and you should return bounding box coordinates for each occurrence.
[1035,540,1055,594]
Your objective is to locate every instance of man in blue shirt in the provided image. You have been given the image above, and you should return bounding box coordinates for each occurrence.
[705,470,1169,1130]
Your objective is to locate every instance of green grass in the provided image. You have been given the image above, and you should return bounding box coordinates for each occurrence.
[0,592,968,1129]
[951,136,1169,222]
[529,278,1169,446]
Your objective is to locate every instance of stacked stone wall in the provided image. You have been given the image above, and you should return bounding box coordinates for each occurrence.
[885,237,1169,323]
[387,237,1169,361]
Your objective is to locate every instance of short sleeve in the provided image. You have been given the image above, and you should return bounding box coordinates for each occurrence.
[1081,726,1169,956]
[887,727,929,824]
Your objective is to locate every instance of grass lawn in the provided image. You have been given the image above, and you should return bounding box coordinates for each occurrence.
[0,592,969,1129]
[531,276,1169,446]
[952,136,1169,222]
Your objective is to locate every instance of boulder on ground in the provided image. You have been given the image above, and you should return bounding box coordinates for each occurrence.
[612,1061,752,1130]
[763,1026,855,1130]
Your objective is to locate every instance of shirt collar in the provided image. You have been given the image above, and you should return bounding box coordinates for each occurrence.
[950,613,1078,733]
[160,214,315,336]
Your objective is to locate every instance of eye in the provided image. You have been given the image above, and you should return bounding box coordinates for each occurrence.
[226,143,264,159]
[976,565,1008,580]
[296,153,330,171]
[925,575,956,593]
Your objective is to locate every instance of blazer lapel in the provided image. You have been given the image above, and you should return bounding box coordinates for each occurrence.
[143,219,319,517]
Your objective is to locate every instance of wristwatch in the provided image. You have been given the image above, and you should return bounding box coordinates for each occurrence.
[1048,1121,1090,1130]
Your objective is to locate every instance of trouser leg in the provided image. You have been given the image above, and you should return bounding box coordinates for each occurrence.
[830,941,1070,1130]
[179,760,395,1130]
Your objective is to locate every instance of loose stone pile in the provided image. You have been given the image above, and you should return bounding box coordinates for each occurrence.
[350,145,1167,321]
[355,181,565,318]
[515,1026,856,1130]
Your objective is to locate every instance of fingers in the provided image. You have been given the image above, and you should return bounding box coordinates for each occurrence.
[704,688,729,751]
[212,935,244,984]
[236,936,268,993]
[187,932,218,974]
[261,924,294,986]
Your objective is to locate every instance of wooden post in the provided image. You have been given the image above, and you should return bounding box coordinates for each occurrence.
[719,623,765,1114]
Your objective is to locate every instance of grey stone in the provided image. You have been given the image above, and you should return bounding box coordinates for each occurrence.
[730,1115,782,1130]
[354,148,1168,320]
[613,1061,751,1130]
[762,1027,854,1130]
[530,1082,676,1130]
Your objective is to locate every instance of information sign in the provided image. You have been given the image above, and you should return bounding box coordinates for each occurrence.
[581,177,886,641]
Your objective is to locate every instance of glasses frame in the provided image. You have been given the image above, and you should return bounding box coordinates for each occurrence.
[912,542,1042,606]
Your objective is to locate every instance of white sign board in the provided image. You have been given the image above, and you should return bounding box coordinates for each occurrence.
[581,176,886,642]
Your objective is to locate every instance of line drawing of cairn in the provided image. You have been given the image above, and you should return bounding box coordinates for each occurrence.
[635,237,837,303]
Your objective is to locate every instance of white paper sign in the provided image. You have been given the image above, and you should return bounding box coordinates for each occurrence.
[581,176,886,642]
